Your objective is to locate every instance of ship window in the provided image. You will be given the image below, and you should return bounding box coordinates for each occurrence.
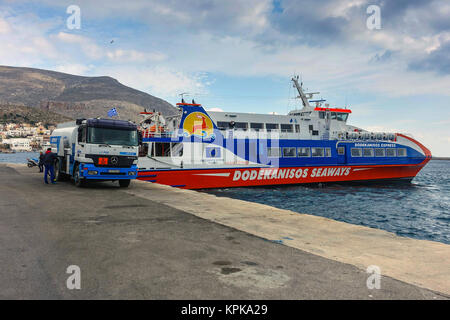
[325,147,332,157]
[386,148,396,157]
[319,111,325,119]
[250,123,264,131]
[234,122,248,131]
[298,147,310,157]
[153,142,171,157]
[397,148,407,157]
[205,147,220,158]
[336,113,349,122]
[337,147,345,155]
[283,147,296,157]
[267,147,280,157]
[217,121,229,130]
[139,143,149,157]
[330,112,337,120]
[266,123,279,131]
[281,124,293,133]
[375,148,385,157]
[171,143,183,157]
[363,148,374,157]
[312,130,319,136]
[295,124,300,133]
[351,148,362,157]
[311,147,324,157]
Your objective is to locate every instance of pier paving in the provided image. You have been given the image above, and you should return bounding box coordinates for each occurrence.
[0,164,447,299]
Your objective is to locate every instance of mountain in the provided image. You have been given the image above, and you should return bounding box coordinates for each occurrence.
[0,65,176,123]
[0,104,73,126]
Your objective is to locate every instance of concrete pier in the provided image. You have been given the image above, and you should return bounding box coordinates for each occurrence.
[0,163,448,299]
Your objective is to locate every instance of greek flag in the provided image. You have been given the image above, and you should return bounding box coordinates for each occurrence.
[107,107,118,117]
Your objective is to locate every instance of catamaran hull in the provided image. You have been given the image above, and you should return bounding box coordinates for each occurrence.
[137,161,430,189]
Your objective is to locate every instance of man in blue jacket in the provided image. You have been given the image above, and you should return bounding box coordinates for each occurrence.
[38,151,44,172]
[43,148,57,184]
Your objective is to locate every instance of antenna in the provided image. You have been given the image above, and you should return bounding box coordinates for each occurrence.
[179,92,189,101]
[291,75,311,109]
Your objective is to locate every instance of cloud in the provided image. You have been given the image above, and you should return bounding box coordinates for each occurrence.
[54,63,93,75]
[54,32,103,59]
[97,66,210,100]
[269,0,355,46]
[1,0,449,155]
[106,49,167,63]
[2,0,450,97]
[0,17,11,34]
[206,107,224,112]
[30,0,273,37]
[408,39,450,74]
[370,50,393,63]
[0,10,61,66]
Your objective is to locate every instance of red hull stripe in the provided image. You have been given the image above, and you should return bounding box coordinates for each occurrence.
[137,164,427,189]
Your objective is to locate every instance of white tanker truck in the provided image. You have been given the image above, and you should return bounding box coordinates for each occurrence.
[49,118,139,187]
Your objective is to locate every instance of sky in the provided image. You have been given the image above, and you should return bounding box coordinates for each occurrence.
[0,0,449,156]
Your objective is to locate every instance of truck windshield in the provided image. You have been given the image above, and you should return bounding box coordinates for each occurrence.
[87,127,138,146]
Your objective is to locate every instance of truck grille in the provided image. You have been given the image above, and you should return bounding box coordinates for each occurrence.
[85,155,136,168]
[100,172,127,175]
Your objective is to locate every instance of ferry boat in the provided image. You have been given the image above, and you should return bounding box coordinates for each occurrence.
[137,76,431,189]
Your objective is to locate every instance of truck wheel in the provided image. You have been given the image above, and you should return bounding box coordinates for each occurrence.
[55,159,62,181]
[55,158,68,181]
[73,164,85,188]
[119,179,131,188]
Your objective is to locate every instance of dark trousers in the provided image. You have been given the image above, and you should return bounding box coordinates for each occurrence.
[39,164,43,172]
[44,164,55,184]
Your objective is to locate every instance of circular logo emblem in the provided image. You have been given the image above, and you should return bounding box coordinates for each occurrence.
[183,112,214,138]
[111,156,119,165]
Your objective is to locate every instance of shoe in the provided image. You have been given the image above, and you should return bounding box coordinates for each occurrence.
[51,182,57,184]
[45,182,49,184]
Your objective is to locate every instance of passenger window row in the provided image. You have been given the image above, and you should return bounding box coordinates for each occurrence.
[351,148,407,157]
[268,147,332,158]
[217,122,298,133]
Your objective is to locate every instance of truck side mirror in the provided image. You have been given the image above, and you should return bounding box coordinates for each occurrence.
[77,127,83,143]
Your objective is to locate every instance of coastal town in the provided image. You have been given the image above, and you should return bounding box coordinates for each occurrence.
[0,122,54,153]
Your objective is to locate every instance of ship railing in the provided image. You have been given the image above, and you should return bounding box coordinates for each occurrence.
[337,131,397,141]
[141,130,174,139]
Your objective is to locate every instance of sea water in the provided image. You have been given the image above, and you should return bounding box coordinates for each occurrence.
[206,160,450,244]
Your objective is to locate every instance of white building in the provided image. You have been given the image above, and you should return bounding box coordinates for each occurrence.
[2,138,32,151]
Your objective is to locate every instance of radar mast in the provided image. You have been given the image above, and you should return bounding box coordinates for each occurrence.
[291,76,320,111]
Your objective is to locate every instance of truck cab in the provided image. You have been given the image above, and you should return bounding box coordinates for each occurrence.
[50,118,139,187]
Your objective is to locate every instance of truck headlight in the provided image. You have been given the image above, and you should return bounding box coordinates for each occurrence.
[128,171,136,175]
[88,170,98,175]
